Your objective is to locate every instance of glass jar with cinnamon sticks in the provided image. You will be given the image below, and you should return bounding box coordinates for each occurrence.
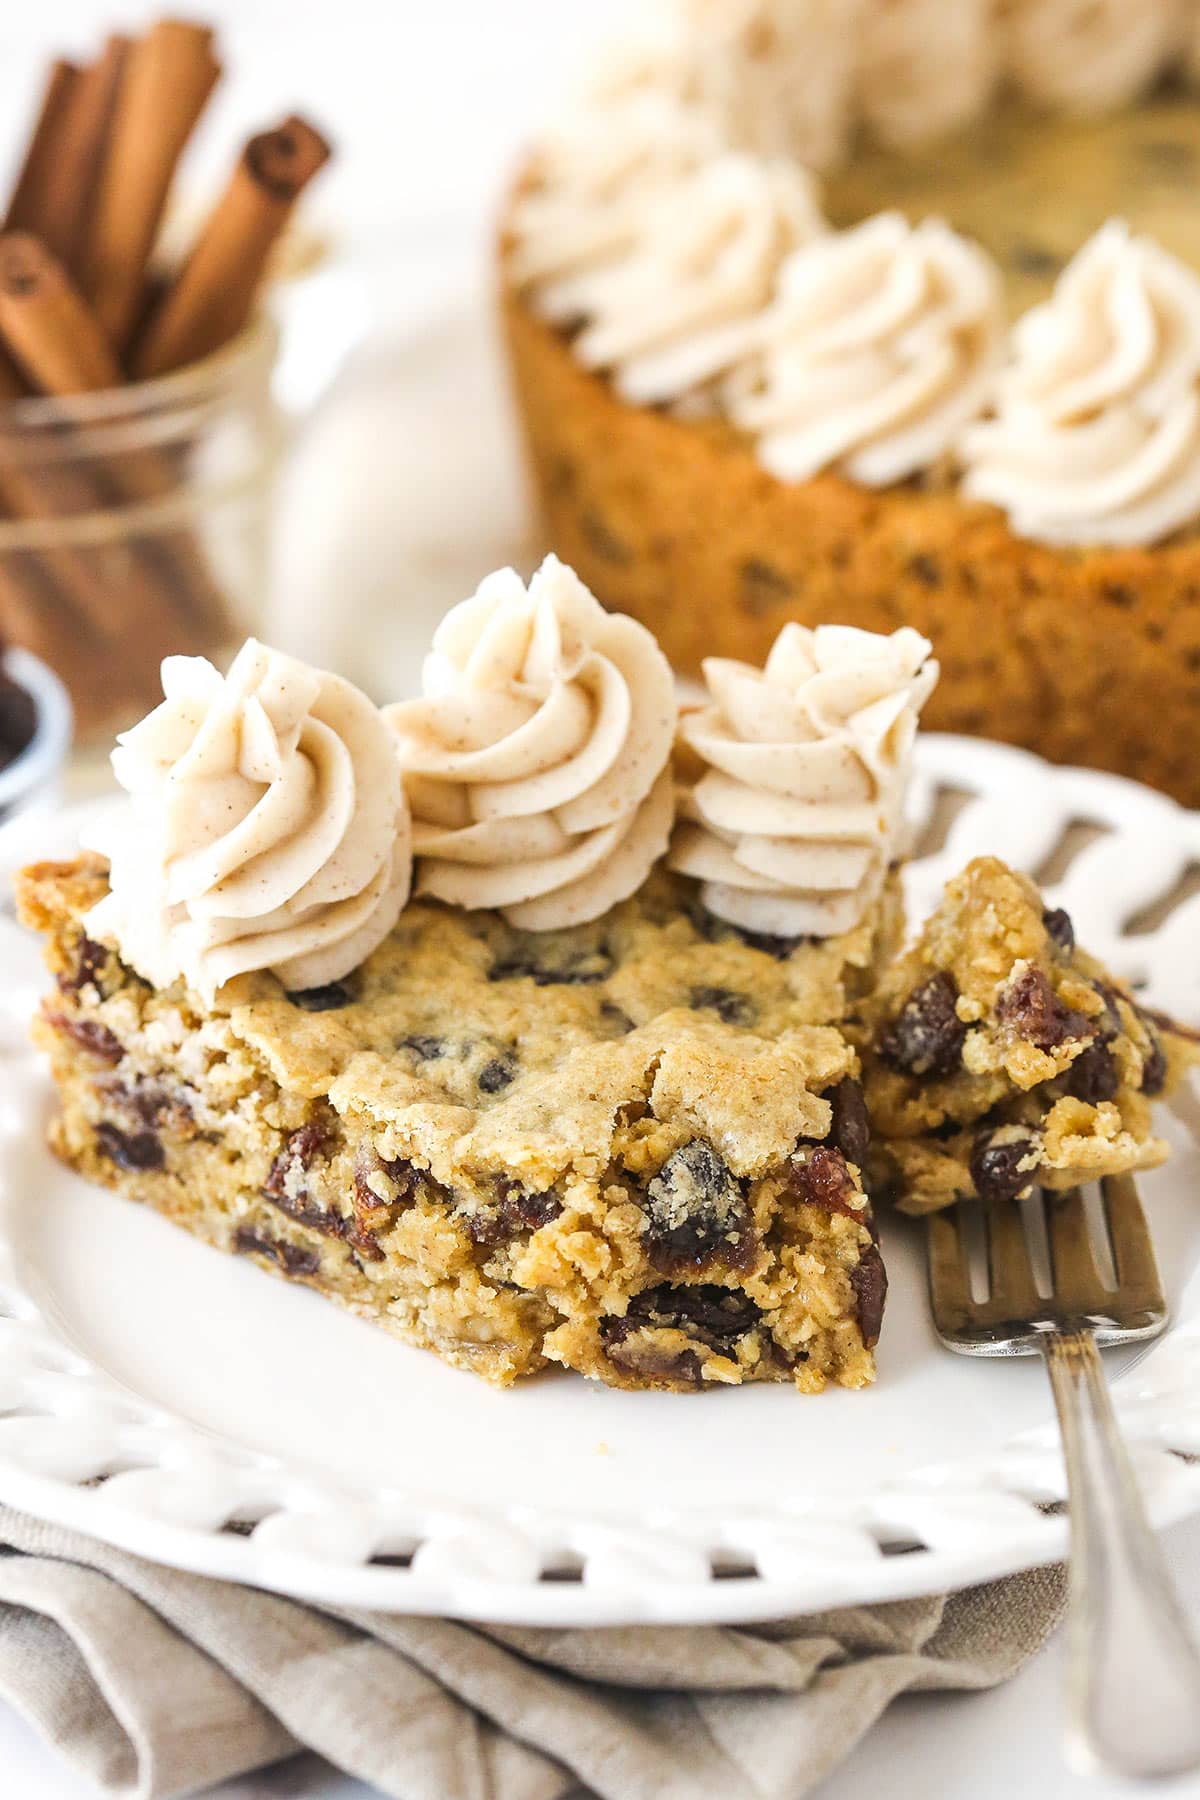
[0,17,332,739]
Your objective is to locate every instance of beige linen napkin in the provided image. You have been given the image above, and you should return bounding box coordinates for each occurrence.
[0,1506,1064,1800]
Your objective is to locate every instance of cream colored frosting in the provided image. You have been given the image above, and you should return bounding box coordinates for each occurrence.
[385,556,676,931]
[573,1,861,170]
[726,211,1004,485]
[670,0,865,171]
[856,0,997,150]
[1003,0,1183,114]
[521,146,823,407]
[670,622,938,936]
[961,220,1200,547]
[506,91,724,294]
[85,641,411,1000]
[586,0,1183,156]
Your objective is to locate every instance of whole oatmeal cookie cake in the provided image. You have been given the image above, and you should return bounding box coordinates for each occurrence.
[16,559,915,1394]
[860,856,1198,1215]
[501,3,1200,804]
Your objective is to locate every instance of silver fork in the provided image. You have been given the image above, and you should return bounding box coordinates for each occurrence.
[927,1173,1200,1778]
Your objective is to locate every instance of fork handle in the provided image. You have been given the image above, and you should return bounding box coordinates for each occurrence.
[1043,1328,1200,1778]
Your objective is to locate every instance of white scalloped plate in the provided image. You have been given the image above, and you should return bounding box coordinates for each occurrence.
[1,737,1199,1626]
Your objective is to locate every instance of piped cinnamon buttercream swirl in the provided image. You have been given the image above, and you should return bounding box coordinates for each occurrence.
[85,641,411,999]
[961,221,1200,547]
[1003,0,1182,114]
[519,146,823,407]
[670,623,938,936]
[672,0,864,171]
[385,556,676,931]
[726,211,1004,485]
[856,0,997,150]
[506,90,725,295]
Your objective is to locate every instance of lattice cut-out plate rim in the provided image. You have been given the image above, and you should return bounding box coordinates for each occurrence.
[0,735,1199,1626]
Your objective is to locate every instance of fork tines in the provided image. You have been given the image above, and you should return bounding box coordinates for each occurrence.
[928,1174,1167,1355]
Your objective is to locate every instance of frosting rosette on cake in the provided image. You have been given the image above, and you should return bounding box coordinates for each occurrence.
[85,641,411,1000]
[670,0,863,170]
[385,556,676,931]
[506,90,724,295]
[1003,0,1182,114]
[856,0,997,150]
[670,622,938,936]
[522,147,823,407]
[961,221,1200,547]
[570,0,861,170]
[726,211,1004,485]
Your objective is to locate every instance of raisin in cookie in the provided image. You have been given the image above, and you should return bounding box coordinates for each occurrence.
[860,856,1196,1214]
[17,856,895,1392]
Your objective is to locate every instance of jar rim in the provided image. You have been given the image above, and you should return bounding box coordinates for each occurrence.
[0,314,280,429]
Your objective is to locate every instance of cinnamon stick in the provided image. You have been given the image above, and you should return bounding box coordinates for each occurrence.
[0,348,71,665]
[0,540,106,686]
[0,234,123,393]
[34,37,131,280]
[0,353,23,404]
[83,20,221,349]
[0,17,334,734]
[0,234,195,515]
[132,114,332,378]
[0,460,154,651]
[4,61,80,240]
[0,235,227,651]
[0,346,27,416]
[0,334,117,682]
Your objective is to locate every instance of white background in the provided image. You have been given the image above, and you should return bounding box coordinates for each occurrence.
[3,3,1200,1795]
